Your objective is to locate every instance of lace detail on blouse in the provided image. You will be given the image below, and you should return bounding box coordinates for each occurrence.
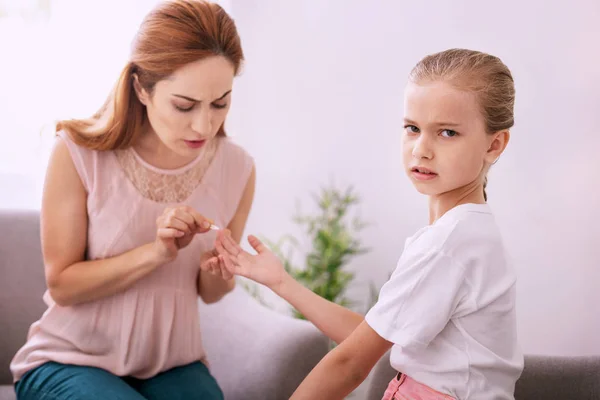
[115,139,219,203]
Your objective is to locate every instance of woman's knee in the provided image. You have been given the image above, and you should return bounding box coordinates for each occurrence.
[14,362,144,400]
[140,362,224,400]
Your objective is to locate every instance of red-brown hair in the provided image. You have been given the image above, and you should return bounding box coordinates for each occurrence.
[57,0,244,150]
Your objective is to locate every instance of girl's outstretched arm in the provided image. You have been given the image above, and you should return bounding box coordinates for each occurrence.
[213,232,365,344]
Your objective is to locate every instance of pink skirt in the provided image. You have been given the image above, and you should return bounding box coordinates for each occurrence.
[381,373,455,400]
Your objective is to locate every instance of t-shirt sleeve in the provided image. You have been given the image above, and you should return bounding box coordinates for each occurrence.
[365,250,467,351]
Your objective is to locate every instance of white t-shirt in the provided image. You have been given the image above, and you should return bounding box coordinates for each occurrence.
[365,203,524,400]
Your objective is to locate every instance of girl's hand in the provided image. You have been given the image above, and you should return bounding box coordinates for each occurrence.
[214,230,287,291]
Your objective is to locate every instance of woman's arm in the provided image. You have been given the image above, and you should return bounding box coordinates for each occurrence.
[44,140,210,307]
[197,165,256,303]
[43,141,159,306]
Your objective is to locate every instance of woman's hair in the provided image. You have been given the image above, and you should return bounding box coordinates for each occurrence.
[57,0,244,150]
[409,48,515,200]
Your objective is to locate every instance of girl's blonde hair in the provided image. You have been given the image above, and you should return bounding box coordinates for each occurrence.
[409,48,515,200]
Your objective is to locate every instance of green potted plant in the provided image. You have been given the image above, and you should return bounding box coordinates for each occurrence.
[243,183,370,319]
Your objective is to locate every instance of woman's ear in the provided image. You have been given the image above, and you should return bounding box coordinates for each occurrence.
[485,130,510,164]
[132,73,149,106]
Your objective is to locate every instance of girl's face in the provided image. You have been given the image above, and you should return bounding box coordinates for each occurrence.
[402,80,508,199]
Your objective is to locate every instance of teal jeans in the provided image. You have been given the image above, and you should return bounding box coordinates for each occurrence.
[14,361,224,400]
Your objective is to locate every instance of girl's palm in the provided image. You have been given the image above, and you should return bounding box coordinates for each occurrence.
[215,232,285,289]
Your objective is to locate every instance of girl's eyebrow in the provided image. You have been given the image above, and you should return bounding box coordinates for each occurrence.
[403,118,462,127]
[432,121,461,127]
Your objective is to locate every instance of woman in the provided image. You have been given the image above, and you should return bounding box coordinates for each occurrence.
[10,1,254,399]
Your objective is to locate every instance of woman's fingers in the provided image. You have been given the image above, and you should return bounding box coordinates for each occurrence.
[185,207,211,233]
[205,255,233,280]
[200,256,216,271]
[171,208,196,230]
[157,228,185,239]
[162,206,212,234]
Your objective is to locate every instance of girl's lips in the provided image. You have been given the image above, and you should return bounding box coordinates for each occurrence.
[412,171,438,181]
[411,167,438,181]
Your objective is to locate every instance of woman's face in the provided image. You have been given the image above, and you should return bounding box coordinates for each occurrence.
[135,55,235,157]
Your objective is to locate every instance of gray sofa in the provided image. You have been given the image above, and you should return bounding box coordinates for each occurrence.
[366,345,600,399]
[0,210,330,400]
[3,210,600,400]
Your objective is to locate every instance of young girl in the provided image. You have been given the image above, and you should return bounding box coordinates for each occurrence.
[210,48,524,399]
[10,1,254,399]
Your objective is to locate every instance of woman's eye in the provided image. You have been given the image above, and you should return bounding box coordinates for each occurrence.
[441,129,458,138]
[404,125,419,134]
[212,103,228,110]
[174,104,194,112]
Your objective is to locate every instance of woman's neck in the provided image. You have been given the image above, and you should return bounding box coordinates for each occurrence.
[134,126,198,170]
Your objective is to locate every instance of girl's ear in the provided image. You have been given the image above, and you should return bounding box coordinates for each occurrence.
[485,130,510,164]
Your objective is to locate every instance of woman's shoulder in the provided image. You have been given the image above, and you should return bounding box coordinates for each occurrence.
[213,136,254,178]
[52,130,113,193]
[54,130,109,159]
[217,136,253,161]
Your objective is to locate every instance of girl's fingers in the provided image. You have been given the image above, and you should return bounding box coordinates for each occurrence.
[223,232,244,255]
[218,256,234,280]
[215,236,239,262]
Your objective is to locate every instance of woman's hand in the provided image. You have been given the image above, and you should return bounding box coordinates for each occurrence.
[153,206,212,264]
[199,247,234,281]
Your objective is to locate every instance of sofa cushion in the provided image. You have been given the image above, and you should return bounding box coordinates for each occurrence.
[0,210,48,385]
[514,355,600,399]
[0,384,15,400]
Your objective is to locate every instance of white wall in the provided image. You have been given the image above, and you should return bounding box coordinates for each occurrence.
[225,0,600,356]
[1,0,598,358]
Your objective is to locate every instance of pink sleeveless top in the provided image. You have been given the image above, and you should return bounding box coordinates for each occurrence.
[10,131,254,382]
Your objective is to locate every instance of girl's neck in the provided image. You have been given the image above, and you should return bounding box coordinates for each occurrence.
[428,182,486,224]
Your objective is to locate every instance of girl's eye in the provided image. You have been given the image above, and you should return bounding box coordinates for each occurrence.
[212,103,228,110]
[441,129,458,138]
[404,125,419,134]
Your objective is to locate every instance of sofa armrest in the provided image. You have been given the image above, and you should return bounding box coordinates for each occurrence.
[198,284,330,400]
[515,355,600,400]
[367,352,600,400]
[0,210,47,386]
